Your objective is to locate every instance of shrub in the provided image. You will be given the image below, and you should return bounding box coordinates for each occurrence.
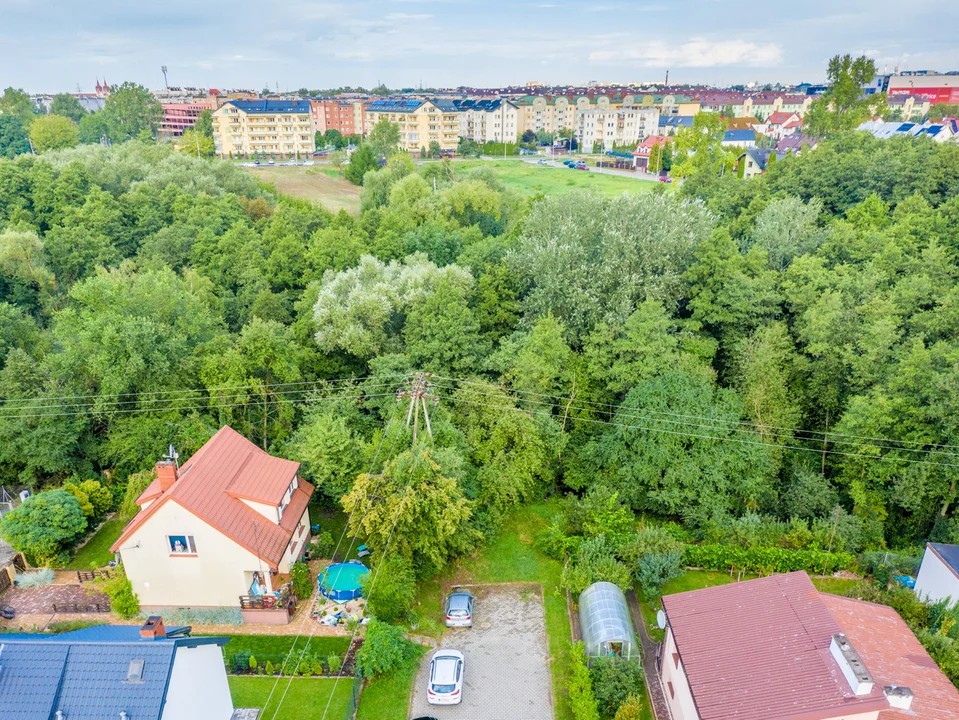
[613,694,644,720]
[589,657,646,719]
[355,619,418,677]
[312,531,335,558]
[249,655,258,671]
[265,660,276,675]
[63,479,113,522]
[562,535,631,595]
[568,642,600,720]
[0,489,88,565]
[99,564,140,618]
[328,653,343,675]
[621,527,685,595]
[683,543,854,574]
[362,555,415,623]
[16,568,55,588]
[231,651,252,674]
[290,561,313,600]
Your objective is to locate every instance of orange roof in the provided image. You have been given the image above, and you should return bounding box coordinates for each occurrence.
[823,594,959,720]
[767,111,799,125]
[111,427,313,568]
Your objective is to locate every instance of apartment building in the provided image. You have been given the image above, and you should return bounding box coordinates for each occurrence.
[212,100,315,157]
[364,98,460,152]
[159,99,217,138]
[577,106,659,152]
[310,99,366,137]
[456,98,520,143]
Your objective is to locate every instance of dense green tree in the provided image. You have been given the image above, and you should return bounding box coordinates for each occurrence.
[805,55,885,138]
[194,109,214,137]
[0,115,31,158]
[0,87,36,126]
[101,82,162,142]
[360,554,416,623]
[344,144,378,185]
[0,489,87,565]
[365,117,401,157]
[288,408,365,500]
[49,94,87,123]
[63,478,113,521]
[342,447,478,573]
[29,115,79,153]
[77,112,109,145]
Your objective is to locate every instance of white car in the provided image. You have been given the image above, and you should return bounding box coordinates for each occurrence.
[427,649,464,705]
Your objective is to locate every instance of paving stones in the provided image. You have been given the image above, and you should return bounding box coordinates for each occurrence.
[408,585,554,720]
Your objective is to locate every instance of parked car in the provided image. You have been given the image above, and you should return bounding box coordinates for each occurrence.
[445,590,474,627]
[427,649,464,705]
[537,159,547,165]
[576,164,589,171]
[659,176,673,183]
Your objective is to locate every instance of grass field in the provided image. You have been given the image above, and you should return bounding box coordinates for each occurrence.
[409,502,573,720]
[218,634,351,669]
[451,159,660,198]
[228,676,352,720]
[355,645,427,720]
[246,165,361,215]
[67,517,126,569]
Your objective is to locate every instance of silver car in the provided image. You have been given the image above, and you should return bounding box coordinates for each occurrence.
[427,649,464,705]
[444,590,474,627]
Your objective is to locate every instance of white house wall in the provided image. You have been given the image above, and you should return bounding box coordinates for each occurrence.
[161,643,234,720]
[915,547,959,607]
[117,500,269,608]
[239,497,279,523]
[660,627,700,720]
[277,507,311,573]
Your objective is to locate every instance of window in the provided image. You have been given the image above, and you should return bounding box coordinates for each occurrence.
[673,652,680,668]
[168,535,196,554]
[126,658,145,683]
[668,681,675,699]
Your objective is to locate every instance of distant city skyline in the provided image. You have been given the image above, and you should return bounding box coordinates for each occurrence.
[3,0,958,93]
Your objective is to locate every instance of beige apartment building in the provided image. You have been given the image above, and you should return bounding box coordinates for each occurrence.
[364,98,460,152]
[457,98,520,143]
[577,106,660,152]
[212,99,315,157]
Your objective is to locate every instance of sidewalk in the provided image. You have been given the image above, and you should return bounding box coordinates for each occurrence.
[625,589,671,720]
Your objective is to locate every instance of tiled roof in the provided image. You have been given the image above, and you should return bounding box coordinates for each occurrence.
[823,594,959,720]
[662,572,889,720]
[767,111,798,125]
[111,427,313,568]
[0,629,227,720]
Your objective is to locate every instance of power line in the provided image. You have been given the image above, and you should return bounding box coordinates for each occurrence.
[0,374,408,408]
[432,376,959,456]
[436,389,959,470]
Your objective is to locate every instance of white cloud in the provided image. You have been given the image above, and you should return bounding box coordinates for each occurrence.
[386,12,433,18]
[590,39,782,67]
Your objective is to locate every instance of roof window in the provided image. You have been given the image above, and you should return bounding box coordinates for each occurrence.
[126,658,145,682]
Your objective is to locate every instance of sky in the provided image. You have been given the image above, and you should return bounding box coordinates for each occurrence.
[3,0,959,93]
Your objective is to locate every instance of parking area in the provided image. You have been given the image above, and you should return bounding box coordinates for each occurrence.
[408,584,554,720]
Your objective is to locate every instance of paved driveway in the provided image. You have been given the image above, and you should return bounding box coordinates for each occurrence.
[409,584,553,720]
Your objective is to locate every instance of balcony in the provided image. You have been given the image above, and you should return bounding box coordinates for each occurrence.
[239,592,297,625]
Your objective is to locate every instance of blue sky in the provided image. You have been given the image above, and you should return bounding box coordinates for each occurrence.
[3,0,958,92]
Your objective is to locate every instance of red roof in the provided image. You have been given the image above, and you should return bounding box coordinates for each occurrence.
[111,427,313,568]
[822,594,959,720]
[663,572,889,720]
[767,111,799,125]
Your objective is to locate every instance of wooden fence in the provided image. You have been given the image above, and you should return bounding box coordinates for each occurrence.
[76,569,113,583]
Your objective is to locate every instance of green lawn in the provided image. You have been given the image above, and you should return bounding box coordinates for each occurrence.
[409,502,573,720]
[228,676,352,720]
[218,634,351,669]
[67,517,126,569]
[812,575,861,596]
[452,159,660,198]
[638,570,742,642]
[355,646,426,720]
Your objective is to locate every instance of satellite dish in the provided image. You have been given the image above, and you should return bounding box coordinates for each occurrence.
[656,609,667,630]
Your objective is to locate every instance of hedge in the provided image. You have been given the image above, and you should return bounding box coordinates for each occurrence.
[684,544,854,574]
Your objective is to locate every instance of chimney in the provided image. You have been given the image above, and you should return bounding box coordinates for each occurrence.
[830,633,874,696]
[156,461,178,492]
[139,616,166,639]
[883,685,914,710]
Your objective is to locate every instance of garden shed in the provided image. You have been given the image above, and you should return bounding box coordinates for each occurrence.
[578,582,640,664]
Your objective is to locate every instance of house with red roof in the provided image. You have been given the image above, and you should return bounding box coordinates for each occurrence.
[632,135,670,172]
[111,427,314,618]
[757,111,803,139]
[658,571,958,720]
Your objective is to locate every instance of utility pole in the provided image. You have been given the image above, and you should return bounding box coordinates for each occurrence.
[397,372,438,443]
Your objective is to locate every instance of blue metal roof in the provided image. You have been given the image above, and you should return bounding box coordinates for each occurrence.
[723,129,756,141]
[226,99,311,113]
[930,543,959,574]
[367,98,425,113]
[658,116,695,128]
[0,627,228,720]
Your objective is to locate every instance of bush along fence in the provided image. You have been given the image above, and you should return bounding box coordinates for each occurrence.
[684,544,855,575]
[228,641,358,678]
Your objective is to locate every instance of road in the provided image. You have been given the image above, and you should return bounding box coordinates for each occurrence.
[519,158,664,183]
